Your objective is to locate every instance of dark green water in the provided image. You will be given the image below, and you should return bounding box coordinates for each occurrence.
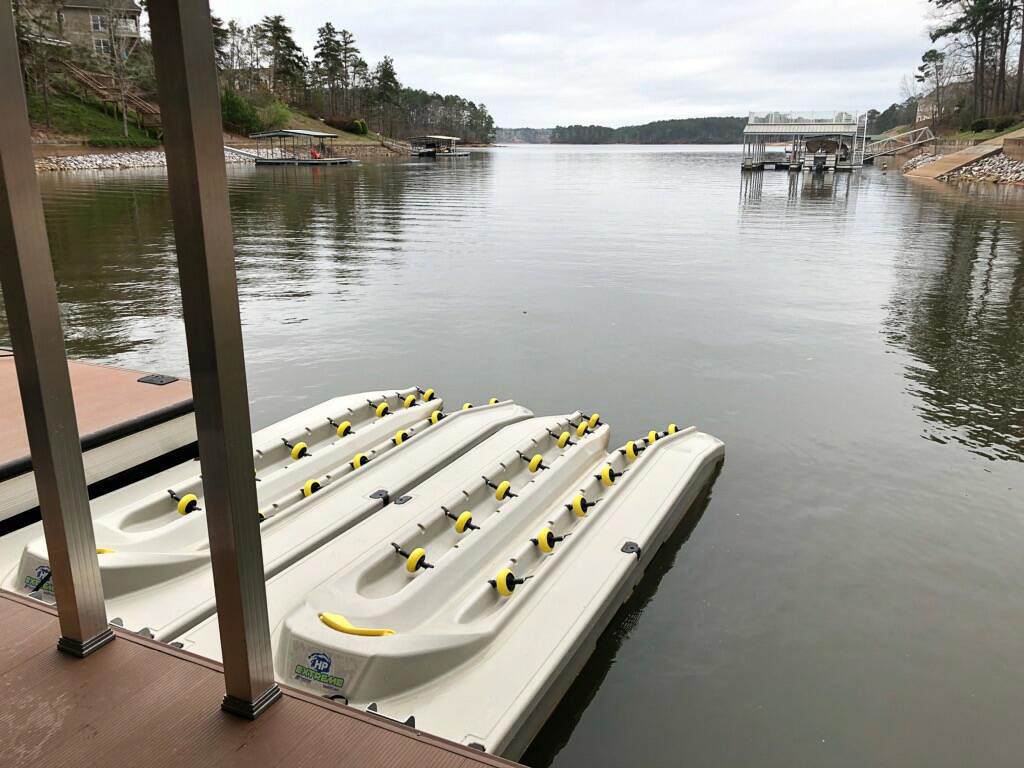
[3,146,1024,767]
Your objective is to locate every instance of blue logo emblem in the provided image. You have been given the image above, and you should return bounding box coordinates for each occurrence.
[308,652,332,673]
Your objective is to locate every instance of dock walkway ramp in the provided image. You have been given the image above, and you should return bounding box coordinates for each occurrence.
[908,127,1024,178]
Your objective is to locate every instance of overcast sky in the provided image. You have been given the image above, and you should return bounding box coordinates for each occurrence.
[207,0,932,128]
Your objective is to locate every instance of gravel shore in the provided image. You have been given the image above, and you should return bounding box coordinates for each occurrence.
[937,151,1024,184]
[35,149,250,172]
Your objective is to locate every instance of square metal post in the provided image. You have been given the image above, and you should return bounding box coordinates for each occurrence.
[0,4,113,657]
[148,0,280,718]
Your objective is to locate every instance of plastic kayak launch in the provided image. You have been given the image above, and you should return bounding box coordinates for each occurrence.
[4,386,724,759]
[173,401,725,759]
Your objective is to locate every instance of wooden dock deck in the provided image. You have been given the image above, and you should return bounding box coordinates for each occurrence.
[0,590,521,768]
[907,127,1024,179]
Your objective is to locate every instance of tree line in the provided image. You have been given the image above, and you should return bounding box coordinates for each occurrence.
[550,117,746,144]
[871,1,1024,133]
[211,14,494,142]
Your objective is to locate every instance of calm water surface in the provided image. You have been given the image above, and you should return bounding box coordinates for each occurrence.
[4,146,1024,767]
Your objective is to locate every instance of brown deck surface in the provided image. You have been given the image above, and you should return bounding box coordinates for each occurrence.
[907,126,1024,178]
[0,590,520,768]
[0,351,192,467]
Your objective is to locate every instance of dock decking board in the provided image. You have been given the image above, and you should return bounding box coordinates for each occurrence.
[0,591,521,768]
[0,354,193,470]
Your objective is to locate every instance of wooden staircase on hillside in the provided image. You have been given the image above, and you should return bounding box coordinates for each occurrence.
[61,60,162,136]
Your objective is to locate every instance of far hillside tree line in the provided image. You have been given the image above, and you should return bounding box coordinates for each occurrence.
[550,117,747,144]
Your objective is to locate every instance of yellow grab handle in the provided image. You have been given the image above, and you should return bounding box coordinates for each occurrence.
[319,612,395,637]
[403,394,418,408]
[375,402,390,418]
[336,420,352,437]
[177,493,199,515]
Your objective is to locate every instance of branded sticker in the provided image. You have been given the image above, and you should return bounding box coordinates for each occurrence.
[23,565,54,594]
[294,651,345,690]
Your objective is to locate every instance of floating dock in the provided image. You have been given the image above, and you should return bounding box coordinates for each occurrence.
[3,388,724,760]
[0,351,195,526]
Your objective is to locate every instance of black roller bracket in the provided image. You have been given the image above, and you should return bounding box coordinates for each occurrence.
[324,693,349,705]
[394,495,412,505]
[467,743,487,752]
[137,373,179,385]
[137,627,155,639]
[621,541,642,560]
[370,489,390,505]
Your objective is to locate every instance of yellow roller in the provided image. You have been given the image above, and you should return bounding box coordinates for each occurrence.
[462,402,474,411]
[319,612,395,637]
[177,493,199,515]
[302,478,320,497]
[575,422,588,437]
[571,494,588,517]
[422,388,436,401]
[375,402,390,418]
[495,568,517,597]
[600,464,617,486]
[536,527,556,554]
[667,423,678,434]
[528,454,544,472]
[393,429,409,445]
[430,409,444,424]
[557,431,571,448]
[488,397,499,404]
[625,440,640,461]
[647,430,658,444]
[587,412,601,429]
[495,480,512,500]
[403,394,418,408]
[336,420,353,438]
[95,548,115,555]
[290,441,308,460]
[406,547,427,573]
[455,511,474,534]
[351,452,368,469]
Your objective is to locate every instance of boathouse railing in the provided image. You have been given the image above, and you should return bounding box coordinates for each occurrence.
[0,0,281,718]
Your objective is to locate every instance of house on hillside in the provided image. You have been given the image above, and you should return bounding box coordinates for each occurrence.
[58,0,142,57]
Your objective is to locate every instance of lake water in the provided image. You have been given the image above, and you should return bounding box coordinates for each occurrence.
[4,145,1024,767]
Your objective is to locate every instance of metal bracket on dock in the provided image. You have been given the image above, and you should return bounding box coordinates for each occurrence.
[137,373,179,386]
[365,702,416,728]
[620,541,642,560]
[370,489,390,505]
[394,495,412,505]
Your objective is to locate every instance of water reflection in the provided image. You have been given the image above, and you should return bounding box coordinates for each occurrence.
[884,194,1024,461]
[739,168,855,209]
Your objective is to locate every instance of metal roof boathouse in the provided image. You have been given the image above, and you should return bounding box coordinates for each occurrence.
[249,129,357,165]
[742,111,868,172]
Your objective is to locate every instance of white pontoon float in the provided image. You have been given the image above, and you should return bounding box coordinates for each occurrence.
[175,411,724,758]
[4,389,723,759]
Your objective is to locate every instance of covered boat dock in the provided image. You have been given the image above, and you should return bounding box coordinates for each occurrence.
[742,111,867,172]
[409,135,470,157]
[249,129,357,165]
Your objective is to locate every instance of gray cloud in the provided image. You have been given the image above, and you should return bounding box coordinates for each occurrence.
[208,0,931,127]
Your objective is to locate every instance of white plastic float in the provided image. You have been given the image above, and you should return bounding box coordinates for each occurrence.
[175,413,724,759]
[6,390,533,640]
